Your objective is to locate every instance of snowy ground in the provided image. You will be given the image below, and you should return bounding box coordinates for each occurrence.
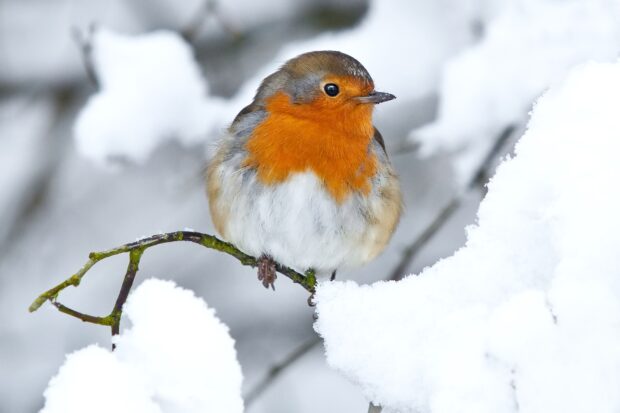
[2,1,620,412]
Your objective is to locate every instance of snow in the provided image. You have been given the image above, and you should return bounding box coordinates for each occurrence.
[314,61,620,412]
[74,28,222,164]
[40,278,244,413]
[411,0,620,185]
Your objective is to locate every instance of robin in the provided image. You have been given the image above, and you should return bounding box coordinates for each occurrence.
[207,50,402,289]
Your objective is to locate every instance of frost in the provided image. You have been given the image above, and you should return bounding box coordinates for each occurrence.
[41,279,244,413]
[74,29,223,165]
[411,0,620,185]
[314,61,620,412]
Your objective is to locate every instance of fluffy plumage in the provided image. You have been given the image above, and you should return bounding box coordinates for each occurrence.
[207,51,402,274]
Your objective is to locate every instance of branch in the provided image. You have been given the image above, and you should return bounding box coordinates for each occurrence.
[244,335,321,406]
[30,231,316,340]
[368,403,382,413]
[181,0,240,44]
[71,24,99,88]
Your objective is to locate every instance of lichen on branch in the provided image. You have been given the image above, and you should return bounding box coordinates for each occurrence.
[29,231,316,338]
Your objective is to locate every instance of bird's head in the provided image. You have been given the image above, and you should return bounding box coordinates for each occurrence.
[238,51,395,202]
[251,51,395,130]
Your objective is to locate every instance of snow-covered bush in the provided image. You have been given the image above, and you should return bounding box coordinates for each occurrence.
[411,0,620,184]
[315,60,620,412]
[74,29,221,164]
[40,279,244,413]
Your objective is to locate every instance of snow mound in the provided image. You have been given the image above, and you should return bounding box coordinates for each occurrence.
[41,278,244,413]
[411,0,620,185]
[315,61,620,412]
[74,29,222,165]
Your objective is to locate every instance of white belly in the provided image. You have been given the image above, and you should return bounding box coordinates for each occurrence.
[225,171,377,273]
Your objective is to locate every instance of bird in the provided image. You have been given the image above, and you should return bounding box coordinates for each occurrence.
[207,50,402,289]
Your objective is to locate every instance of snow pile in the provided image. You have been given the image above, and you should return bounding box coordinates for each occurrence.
[41,279,244,413]
[74,29,222,164]
[411,0,620,184]
[314,61,620,412]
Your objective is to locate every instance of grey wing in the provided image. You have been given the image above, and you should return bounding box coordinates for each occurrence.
[230,105,267,141]
[217,104,268,163]
[373,127,388,156]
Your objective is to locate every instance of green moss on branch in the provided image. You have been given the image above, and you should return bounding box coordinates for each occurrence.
[29,231,316,338]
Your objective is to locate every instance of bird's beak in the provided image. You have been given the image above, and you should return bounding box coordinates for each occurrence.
[356,91,396,104]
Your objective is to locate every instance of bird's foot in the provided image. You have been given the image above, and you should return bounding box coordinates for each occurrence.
[257,255,277,290]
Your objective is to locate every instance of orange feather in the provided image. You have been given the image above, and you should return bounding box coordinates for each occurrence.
[243,76,377,203]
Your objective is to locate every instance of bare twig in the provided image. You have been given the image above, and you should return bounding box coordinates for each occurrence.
[368,402,382,413]
[244,335,321,405]
[30,231,317,341]
[182,0,240,44]
[387,197,460,281]
[71,24,99,88]
[470,125,516,190]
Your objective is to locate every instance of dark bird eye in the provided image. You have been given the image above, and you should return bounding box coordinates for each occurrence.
[324,83,339,97]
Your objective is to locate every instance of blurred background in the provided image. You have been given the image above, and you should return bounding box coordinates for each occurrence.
[2,0,619,411]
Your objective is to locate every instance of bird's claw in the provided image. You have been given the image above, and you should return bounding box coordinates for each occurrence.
[257,255,277,290]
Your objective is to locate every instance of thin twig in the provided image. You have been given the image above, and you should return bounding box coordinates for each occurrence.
[181,0,240,44]
[30,231,317,340]
[388,198,460,281]
[52,301,113,325]
[71,24,99,88]
[368,402,382,413]
[110,249,143,338]
[244,335,321,405]
[470,125,516,190]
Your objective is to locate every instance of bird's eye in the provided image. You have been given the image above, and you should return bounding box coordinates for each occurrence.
[324,83,339,97]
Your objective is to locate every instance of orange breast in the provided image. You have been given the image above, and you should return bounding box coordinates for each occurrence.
[243,91,377,203]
